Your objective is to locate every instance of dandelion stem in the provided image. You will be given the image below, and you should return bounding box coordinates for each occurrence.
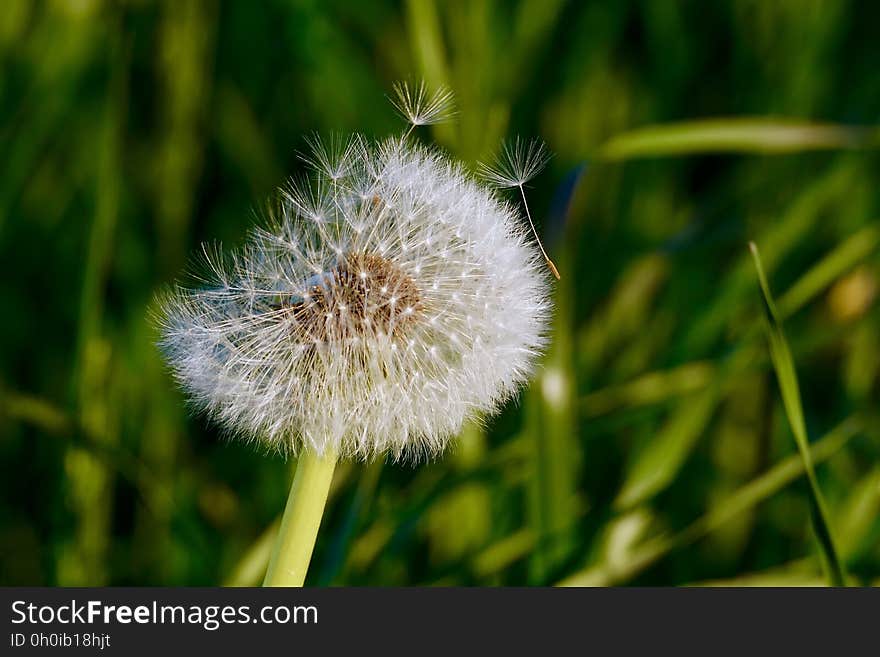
[263,448,338,586]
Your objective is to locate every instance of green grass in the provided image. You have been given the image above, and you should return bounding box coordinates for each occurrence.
[749,242,846,585]
[1,0,879,587]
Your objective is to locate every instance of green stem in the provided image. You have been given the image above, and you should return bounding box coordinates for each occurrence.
[263,449,338,587]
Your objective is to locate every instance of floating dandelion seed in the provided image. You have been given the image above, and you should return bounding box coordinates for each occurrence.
[478,137,560,279]
[390,80,457,137]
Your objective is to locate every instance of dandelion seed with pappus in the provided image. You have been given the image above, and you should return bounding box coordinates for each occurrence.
[154,82,554,586]
[478,137,560,279]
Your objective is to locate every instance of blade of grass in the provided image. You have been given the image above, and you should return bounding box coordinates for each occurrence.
[836,467,880,561]
[777,224,880,317]
[749,241,847,586]
[583,222,880,417]
[404,0,450,90]
[614,385,720,510]
[584,223,878,510]
[687,558,822,587]
[63,22,130,585]
[597,118,879,160]
[422,497,591,585]
[676,165,856,357]
[581,360,715,417]
[526,249,581,583]
[558,416,861,586]
[470,529,535,580]
[404,0,456,146]
[224,520,279,587]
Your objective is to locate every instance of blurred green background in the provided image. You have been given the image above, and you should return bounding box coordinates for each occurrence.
[2,0,879,586]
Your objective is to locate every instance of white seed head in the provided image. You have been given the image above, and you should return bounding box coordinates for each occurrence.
[156,135,551,461]
[477,137,551,189]
[389,80,457,128]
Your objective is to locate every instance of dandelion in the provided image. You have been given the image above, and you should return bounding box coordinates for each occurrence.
[155,84,551,586]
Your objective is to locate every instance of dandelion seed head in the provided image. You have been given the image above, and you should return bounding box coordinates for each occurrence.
[156,135,550,461]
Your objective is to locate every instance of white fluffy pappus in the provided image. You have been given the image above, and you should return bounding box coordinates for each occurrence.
[156,133,552,461]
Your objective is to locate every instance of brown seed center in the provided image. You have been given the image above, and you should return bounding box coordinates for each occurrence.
[288,252,420,342]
